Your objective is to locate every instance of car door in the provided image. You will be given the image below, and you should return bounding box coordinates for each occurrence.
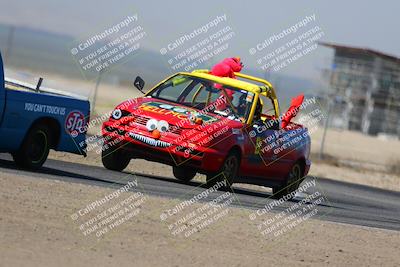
[246,124,284,179]
[244,94,291,181]
[267,128,297,179]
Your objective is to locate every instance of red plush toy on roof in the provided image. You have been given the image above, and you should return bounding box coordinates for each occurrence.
[210,57,244,78]
[209,57,244,110]
[210,57,243,95]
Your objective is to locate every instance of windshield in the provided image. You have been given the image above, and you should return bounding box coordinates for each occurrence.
[149,75,255,123]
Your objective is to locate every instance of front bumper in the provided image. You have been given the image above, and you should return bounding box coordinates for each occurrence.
[102,121,225,173]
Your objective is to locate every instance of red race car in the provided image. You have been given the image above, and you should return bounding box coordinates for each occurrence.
[101,70,311,198]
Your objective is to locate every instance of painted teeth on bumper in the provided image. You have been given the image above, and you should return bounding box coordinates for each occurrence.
[128,132,172,148]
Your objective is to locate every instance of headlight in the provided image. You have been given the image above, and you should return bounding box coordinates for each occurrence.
[146,119,158,131]
[112,109,122,120]
[157,120,169,132]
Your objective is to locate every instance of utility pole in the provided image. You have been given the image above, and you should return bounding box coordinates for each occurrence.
[319,98,332,159]
[318,63,336,160]
[4,25,15,64]
[91,68,104,115]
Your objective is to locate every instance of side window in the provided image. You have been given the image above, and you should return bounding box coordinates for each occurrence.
[258,94,276,116]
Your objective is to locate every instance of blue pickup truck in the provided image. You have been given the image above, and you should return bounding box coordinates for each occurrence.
[0,52,90,169]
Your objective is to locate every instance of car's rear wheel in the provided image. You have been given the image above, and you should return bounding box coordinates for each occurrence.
[172,166,196,182]
[13,124,51,170]
[206,152,239,190]
[272,162,303,199]
[102,143,130,171]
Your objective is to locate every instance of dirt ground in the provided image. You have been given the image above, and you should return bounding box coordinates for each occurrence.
[1,170,399,267]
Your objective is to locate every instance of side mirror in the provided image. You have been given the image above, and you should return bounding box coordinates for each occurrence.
[134,76,145,94]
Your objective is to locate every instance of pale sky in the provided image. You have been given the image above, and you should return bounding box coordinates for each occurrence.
[1,0,399,81]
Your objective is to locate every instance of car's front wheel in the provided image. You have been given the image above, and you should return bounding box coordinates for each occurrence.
[172,166,196,182]
[101,144,130,171]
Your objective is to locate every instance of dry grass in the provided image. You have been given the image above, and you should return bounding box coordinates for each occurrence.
[389,159,400,176]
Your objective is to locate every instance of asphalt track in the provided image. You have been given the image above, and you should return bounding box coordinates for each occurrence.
[0,154,399,231]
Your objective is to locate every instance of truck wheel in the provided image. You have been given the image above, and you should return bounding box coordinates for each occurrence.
[206,152,239,190]
[272,162,303,200]
[101,144,130,171]
[12,124,51,170]
[172,166,196,182]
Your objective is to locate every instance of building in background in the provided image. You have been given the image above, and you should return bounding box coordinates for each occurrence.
[320,42,400,137]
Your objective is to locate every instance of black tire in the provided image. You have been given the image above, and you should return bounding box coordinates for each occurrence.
[12,124,52,170]
[172,166,196,182]
[101,144,130,171]
[272,162,304,199]
[206,152,239,190]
